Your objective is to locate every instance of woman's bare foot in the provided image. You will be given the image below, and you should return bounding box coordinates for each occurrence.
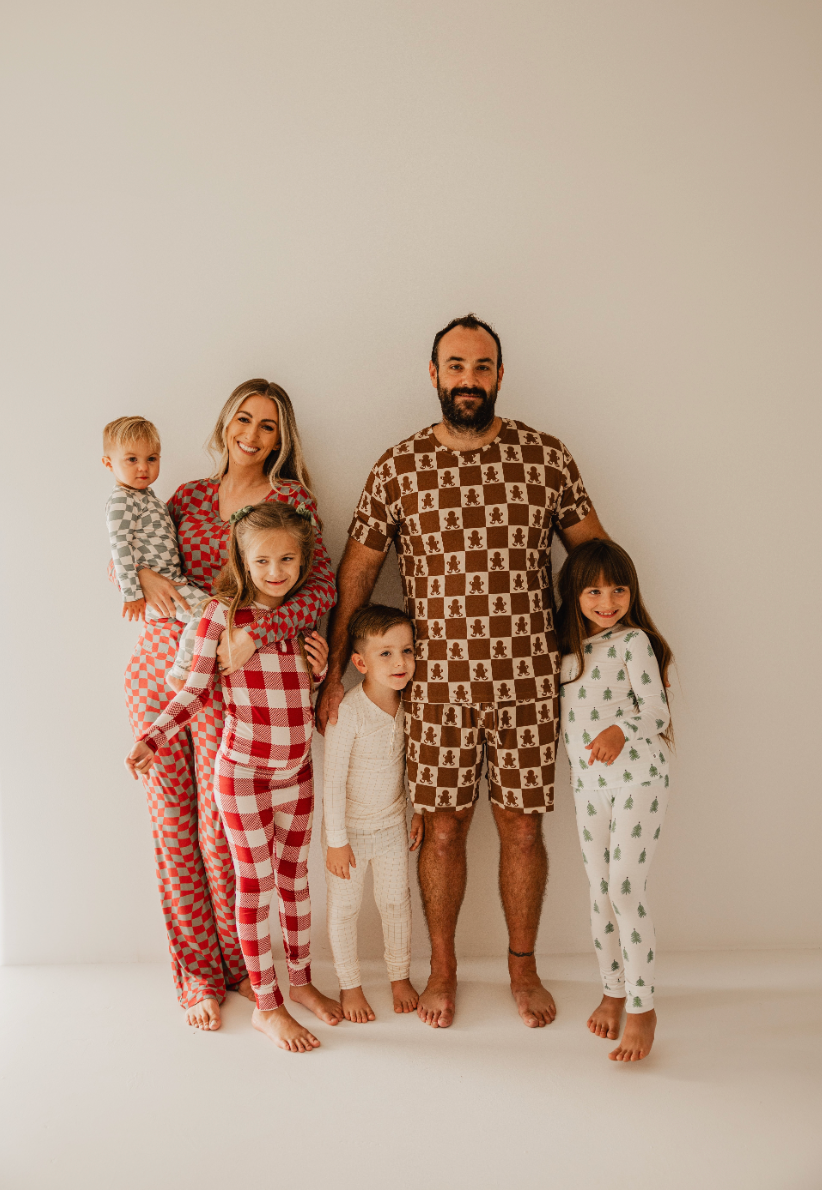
[417,974,456,1028]
[185,997,221,1031]
[609,1009,657,1061]
[252,1005,320,1052]
[289,983,344,1025]
[588,994,624,1040]
[391,978,419,1014]
[340,986,376,1023]
[233,976,256,1004]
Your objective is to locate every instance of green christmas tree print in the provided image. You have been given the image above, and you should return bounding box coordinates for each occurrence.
[617,669,626,681]
[579,757,588,769]
[647,949,654,963]
[649,766,658,779]
[584,643,593,655]
[603,687,612,701]
[578,686,587,699]
[641,671,651,685]
[664,775,669,787]
[641,781,651,787]
[624,794,633,809]
[583,827,593,841]
[638,849,647,864]
[623,771,633,784]
[616,707,624,718]
[564,731,569,744]
[631,823,642,838]
[592,666,601,680]
[582,852,588,864]
[655,718,664,730]
[604,848,610,863]
[577,778,583,789]
[637,903,647,918]
[632,995,643,1008]
[591,708,600,721]
[653,827,661,840]
[613,845,621,860]
[624,649,633,662]
[582,730,591,744]
[646,642,653,655]
[598,775,607,787]
[600,879,609,894]
[607,645,617,658]
[610,819,617,833]
[631,929,641,945]
[586,801,597,816]
[568,708,575,722]
[613,903,621,915]
[604,922,615,934]
[621,877,631,895]
[629,747,639,761]
[593,900,600,913]
[594,938,602,949]
[623,946,629,960]
[636,976,645,986]
[611,960,620,972]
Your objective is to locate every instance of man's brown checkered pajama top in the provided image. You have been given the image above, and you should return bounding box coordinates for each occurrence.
[348,418,591,813]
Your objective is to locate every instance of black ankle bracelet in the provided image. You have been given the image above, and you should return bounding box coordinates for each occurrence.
[508,947,535,958]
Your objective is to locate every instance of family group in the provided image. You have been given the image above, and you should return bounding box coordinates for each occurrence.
[104,314,674,1062]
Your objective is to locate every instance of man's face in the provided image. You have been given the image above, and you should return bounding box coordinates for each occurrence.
[429,326,503,433]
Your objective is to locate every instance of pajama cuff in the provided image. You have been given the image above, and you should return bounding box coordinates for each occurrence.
[256,988,285,1012]
[325,831,350,849]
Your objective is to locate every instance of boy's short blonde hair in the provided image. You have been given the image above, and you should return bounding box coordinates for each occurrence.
[103,416,161,454]
[349,604,415,654]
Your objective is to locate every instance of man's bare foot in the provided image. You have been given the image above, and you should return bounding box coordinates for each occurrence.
[185,997,221,1030]
[417,974,456,1028]
[510,978,556,1028]
[252,1005,320,1052]
[289,983,344,1025]
[340,986,376,1023]
[233,976,256,1004]
[588,994,624,1040]
[391,978,419,1014]
[609,1009,657,1061]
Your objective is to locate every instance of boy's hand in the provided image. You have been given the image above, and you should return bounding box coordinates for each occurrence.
[326,845,356,880]
[122,598,146,621]
[303,631,329,679]
[126,741,156,780]
[585,724,626,765]
[409,813,424,852]
[216,627,255,675]
[166,671,185,692]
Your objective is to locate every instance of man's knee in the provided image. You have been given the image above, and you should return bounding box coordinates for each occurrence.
[421,806,472,855]
[496,807,545,854]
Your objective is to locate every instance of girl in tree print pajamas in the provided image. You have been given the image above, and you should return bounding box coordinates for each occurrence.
[557,539,675,1063]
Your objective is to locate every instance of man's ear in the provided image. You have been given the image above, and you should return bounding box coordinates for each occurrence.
[497,363,504,389]
[428,360,438,390]
[351,651,367,676]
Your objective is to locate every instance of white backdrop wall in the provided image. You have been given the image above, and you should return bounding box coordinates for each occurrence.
[1,0,820,968]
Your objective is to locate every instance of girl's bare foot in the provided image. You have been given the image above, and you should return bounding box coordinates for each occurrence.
[252,1005,320,1052]
[391,978,419,1013]
[289,983,344,1025]
[588,994,624,1040]
[609,1009,657,1061]
[233,976,256,1003]
[185,997,221,1030]
[340,986,376,1023]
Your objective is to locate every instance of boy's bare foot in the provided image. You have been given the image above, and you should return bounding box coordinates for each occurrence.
[234,976,256,1003]
[510,978,557,1028]
[609,1009,657,1061]
[391,978,419,1013]
[340,986,376,1023]
[289,983,344,1025]
[185,997,221,1030]
[252,1005,320,1052]
[588,994,624,1040]
[417,974,456,1028]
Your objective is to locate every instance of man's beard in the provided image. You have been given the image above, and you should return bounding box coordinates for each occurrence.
[437,381,498,434]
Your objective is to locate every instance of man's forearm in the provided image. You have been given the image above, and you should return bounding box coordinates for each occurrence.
[325,541,385,680]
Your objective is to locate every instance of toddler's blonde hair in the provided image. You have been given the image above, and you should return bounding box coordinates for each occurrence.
[103,416,161,454]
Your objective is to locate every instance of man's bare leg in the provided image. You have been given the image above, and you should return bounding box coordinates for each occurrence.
[416,805,474,1028]
[492,803,556,1028]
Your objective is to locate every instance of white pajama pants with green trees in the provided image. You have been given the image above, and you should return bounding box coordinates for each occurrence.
[573,779,669,1013]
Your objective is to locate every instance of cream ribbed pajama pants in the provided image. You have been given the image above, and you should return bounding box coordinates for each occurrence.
[323,821,411,990]
[573,780,669,1013]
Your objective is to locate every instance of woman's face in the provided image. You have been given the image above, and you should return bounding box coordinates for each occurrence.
[225,395,280,472]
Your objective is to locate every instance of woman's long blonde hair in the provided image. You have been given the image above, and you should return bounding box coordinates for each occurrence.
[214,501,317,680]
[207,379,315,495]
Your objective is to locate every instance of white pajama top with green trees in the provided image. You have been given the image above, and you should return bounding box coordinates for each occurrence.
[560,626,669,792]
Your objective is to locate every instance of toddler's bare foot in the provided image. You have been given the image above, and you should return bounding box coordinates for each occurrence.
[290,982,344,1025]
[185,997,221,1031]
[252,1005,320,1052]
[417,974,456,1028]
[588,994,624,1040]
[391,978,419,1013]
[233,976,256,1003]
[609,1009,657,1061]
[340,986,376,1023]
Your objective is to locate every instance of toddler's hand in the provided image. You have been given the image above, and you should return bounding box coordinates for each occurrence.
[304,631,329,679]
[126,741,156,780]
[166,671,185,692]
[122,598,146,622]
[585,724,626,765]
[409,813,424,851]
[326,844,356,880]
[216,627,255,675]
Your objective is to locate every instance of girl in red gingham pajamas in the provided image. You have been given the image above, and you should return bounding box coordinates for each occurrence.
[128,500,343,1053]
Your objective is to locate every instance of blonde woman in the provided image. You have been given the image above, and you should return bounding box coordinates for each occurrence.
[126,380,338,1031]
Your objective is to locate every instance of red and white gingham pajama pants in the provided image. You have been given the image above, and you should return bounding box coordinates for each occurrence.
[215,756,314,1011]
[125,621,247,1009]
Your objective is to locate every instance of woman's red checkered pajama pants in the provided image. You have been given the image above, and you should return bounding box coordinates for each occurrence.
[125,621,247,1008]
[215,757,314,1011]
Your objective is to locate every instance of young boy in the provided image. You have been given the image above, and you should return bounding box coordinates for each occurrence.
[103,416,205,683]
[323,604,423,1022]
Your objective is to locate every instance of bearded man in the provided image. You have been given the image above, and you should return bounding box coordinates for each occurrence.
[316,314,607,1029]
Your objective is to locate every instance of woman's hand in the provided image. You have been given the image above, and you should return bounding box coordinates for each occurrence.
[585,724,626,766]
[137,569,190,619]
[122,598,146,622]
[409,813,424,852]
[326,844,356,880]
[216,627,255,675]
[304,631,328,679]
[126,741,156,780]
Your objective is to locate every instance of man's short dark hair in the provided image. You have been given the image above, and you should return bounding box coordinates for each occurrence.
[349,604,415,653]
[431,313,503,371]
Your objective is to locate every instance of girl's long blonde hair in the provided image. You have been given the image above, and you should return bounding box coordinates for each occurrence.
[556,538,674,747]
[207,379,315,495]
[214,501,317,680]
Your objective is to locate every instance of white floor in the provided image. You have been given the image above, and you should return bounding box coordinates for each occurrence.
[1,950,820,1190]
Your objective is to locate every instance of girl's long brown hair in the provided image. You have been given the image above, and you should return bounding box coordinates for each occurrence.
[215,501,317,679]
[556,539,674,746]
